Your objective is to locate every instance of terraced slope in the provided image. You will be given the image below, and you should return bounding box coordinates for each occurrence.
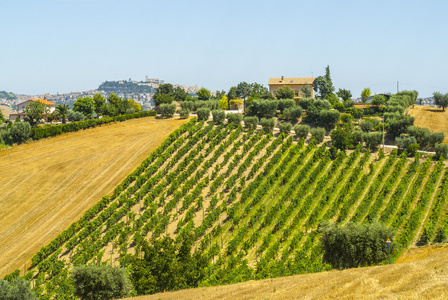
[24,119,448,297]
[0,116,188,277]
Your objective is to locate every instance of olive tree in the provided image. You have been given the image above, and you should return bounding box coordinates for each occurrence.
[294,124,309,139]
[159,103,177,118]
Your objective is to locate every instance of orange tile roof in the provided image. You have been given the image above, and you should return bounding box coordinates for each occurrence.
[17,99,56,106]
[268,77,315,86]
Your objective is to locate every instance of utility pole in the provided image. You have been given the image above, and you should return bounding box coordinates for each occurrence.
[397,81,399,93]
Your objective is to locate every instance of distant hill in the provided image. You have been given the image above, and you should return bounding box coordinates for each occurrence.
[98,80,156,94]
[0,91,17,101]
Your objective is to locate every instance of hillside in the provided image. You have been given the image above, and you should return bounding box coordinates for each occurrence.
[0,116,188,276]
[0,104,14,119]
[24,118,448,297]
[408,105,448,143]
[133,245,448,300]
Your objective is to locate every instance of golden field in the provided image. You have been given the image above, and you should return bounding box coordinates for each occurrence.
[0,116,188,276]
[134,245,448,300]
[0,104,14,120]
[408,105,448,143]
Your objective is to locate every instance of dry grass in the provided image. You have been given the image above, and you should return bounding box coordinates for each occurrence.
[133,245,448,300]
[408,105,448,143]
[0,117,188,277]
[0,104,14,119]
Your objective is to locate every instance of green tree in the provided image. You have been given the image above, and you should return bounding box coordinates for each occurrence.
[320,222,397,269]
[435,143,448,159]
[226,113,243,125]
[363,132,383,150]
[71,265,132,300]
[243,116,258,129]
[159,103,177,118]
[236,82,252,100]
[433,92,448,111]
[0,278,37,300]
[313,65,335,99]
[249,83,269,98]
[336,88,352,101]
[213,90,226,100]
[361,88,371,103]
[93,93,106,116]
[212,110,225,124]
[301,85,313,98]
[294,124,310,139]
[330,126,352,151]
[55,104,69,124]
[227,86,238,100]
[260,117,275,133]
[0,109,5,123]
[310,127,325,143]
[24,101,47,126]
[173,86,188,102]
[275,86,294,99]
[278,122,292,134]
[74,97,95,118]
[197,87,211,100]
[196,107,210,121]
[372,94,386,106]
[10,119,31,144]
[153,84,175,106]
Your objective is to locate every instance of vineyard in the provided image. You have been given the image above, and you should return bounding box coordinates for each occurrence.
[22,118,448,297]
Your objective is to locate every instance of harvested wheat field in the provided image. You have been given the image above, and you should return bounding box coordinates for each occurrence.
[0,116,188,277]
[408,105,448,143]
[134,245,448,300]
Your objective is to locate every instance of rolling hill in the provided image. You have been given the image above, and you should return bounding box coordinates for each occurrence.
[0,116,188,277]
[21,118,448,298]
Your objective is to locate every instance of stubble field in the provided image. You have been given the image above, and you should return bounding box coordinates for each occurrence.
[408,105,448,143]
[0,116,187,276]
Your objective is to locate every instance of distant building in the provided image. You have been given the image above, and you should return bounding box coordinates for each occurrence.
[268,76,315,101]
[9,98,56,122]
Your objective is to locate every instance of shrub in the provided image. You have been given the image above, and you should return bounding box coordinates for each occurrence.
[319,110,340,128]
[284,106,303,121]
[67,110,85,122]
[298,98,314,109]
[126,108,135,115]
[333,102,345,112]
[179,108,190,119]
[395,134,417,151]
[428,132,445,148]
[310,127,325,143]
[251,100,278,117]
[226,113,243,125]
[435,143,448,159]
[71,265,132,300]
[180,101,195,111]
[243,116,258,129]
[260,118,275,133]
[160,103,177,118]
[363,132,383,150]
[360,120,374,132]
[351,130,364,146]
[196,107,210,121]
[277,99,296,113]
[320,222,397,269]
[212,110,225,124]
[0,278,36,300]
[10,121,31,144]
[278,122,292,134]
[294,124,310,139]
[346,107,364,119]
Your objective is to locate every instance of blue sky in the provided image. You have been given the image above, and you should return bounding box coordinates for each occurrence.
[1,0,447,97]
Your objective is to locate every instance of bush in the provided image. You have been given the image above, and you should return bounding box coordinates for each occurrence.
[429,132,445,148]
[160,103,177,118]
[226,113,243,125]
[71,265,132,300]
[360,121,374,132]
[346,107,364,119]
[0,278,36,300]
[196,107,210,121]
[284,106,303,121]
[363,132,383,150]
[212,110,225,124]
[352,130,363,146]
[294,124,310,139]
[10,121,31,144]
[298,98,314,109]
[251,100,278,117]
[310,127,325,143]
[319,110,340,128]
[435,143,448,160]
[260,118,275,133]
[277,99,296,113]
[243,116,258,129]
[333,102,345,112]
[278,122,292,134]
[67,110,85,122]
[179,108,190,119]
[395,134,417,151]
[180,101,195,111]
[126,108,135,115]
[320,222,397,269]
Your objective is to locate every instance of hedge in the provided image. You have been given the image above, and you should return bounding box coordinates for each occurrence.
[31,111,156,140]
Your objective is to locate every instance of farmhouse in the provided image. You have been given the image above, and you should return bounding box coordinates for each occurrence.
[268,76,315,101]
[9,98,56,122]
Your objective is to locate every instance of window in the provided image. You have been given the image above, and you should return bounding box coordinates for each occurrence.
[295,90,299,97]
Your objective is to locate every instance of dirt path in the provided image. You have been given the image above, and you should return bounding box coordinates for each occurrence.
[0,117,187,277]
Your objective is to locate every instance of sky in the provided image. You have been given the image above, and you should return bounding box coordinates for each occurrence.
[1,0,447,98]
